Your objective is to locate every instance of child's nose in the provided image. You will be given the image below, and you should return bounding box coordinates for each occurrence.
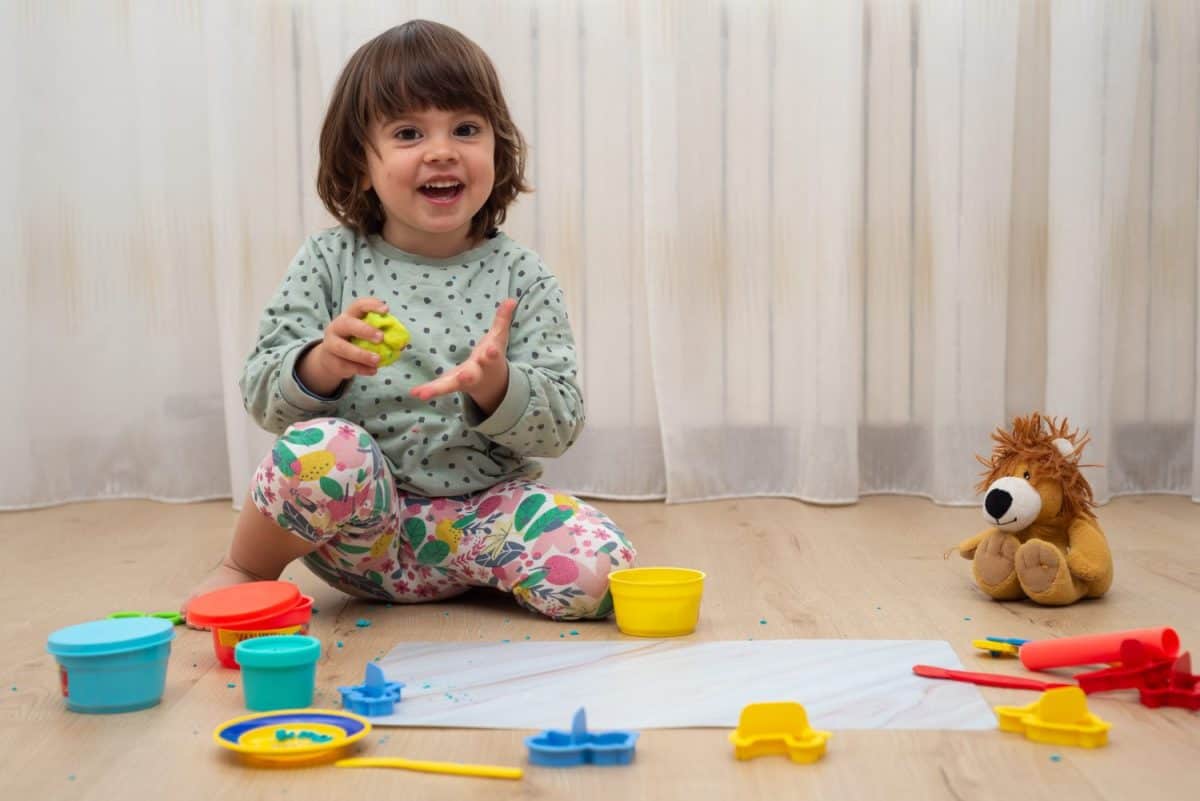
[423,141,459,163]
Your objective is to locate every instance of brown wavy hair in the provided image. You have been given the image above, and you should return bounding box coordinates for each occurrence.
[317,20,531,241]
[976,413,1098,521]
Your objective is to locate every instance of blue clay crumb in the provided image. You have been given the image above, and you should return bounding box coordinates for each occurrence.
[276,729,332,743]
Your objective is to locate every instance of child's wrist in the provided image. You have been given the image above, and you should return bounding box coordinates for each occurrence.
[468,360,510,416]
[297,343,342,396]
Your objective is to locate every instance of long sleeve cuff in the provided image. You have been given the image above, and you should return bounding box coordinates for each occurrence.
[463,362,532,437]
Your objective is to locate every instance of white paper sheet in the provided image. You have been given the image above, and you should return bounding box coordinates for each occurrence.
[369,639,996,730]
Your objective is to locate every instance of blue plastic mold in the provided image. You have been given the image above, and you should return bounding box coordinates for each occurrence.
[525,708,639,767]
[338,662,404,716]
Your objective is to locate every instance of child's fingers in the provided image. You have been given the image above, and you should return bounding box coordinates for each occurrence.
[486,301,516,353]
[342,356,378,377]
[487,298,518,340]
[328,313,384,343]
[345,297,389,319]
[324,334,382,369]
[410,373,461,401]
[337,315,385,342]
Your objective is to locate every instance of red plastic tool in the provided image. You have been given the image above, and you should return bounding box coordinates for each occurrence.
[1139,652,1200,710]
[1074,638,1176,694]
[1072,639,1200,709]
[912,664,1074,692]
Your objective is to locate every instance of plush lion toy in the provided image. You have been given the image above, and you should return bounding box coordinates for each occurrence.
[954,413,1113,606]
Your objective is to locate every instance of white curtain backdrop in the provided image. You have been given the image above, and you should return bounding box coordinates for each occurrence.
[3,0,1198,510]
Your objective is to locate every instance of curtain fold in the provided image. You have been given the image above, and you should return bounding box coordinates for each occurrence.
[4,0,1197,510]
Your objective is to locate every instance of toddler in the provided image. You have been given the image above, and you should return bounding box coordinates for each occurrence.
[187,20,635,620]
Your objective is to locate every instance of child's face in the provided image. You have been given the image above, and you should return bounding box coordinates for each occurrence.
[364,108,496,256]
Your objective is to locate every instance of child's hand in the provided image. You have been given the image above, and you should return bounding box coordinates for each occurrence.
[411,298,517,414]
[298,297,390,395]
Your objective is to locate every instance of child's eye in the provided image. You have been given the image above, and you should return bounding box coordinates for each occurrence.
[454,123,482,137]
[394,127,421,141]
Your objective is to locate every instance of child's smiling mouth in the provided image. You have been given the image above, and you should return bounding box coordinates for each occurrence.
[418,179,465,205]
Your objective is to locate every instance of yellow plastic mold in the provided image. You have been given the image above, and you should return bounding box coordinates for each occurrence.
[351,312,410,367]
[728,702,831,764]
[995,687,1111,748]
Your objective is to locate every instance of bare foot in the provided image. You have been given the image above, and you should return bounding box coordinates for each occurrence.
[182,558,264,629]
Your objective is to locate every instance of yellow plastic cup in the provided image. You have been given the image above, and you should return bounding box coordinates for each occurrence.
[608,567,706,637]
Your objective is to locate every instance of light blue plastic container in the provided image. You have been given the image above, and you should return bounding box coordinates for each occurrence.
[234,635,321,712]
[46,617,175,714]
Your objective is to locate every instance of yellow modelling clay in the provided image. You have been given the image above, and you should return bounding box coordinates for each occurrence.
[351,312,410,366]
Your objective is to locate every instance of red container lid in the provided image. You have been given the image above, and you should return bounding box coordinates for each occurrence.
[186,581,301,628]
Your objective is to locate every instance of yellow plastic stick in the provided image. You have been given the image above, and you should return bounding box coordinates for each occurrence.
[334,757,523,780]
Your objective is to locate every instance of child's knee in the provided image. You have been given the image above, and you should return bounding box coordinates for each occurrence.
[525,537,636,621]
[611,527,636,569]
[253,418,389,521]
[259,419,382,482]
[578,529,636,620]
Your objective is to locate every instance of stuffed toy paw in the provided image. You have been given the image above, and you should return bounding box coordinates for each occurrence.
[953,412,1113,606]
[351,312,410,366]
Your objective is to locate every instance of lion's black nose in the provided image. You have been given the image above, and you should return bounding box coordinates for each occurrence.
[985,489,1012,520]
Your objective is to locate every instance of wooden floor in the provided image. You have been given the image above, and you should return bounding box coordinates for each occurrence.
[1,495,1198,800]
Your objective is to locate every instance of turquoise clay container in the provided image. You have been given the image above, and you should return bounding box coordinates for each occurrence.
[235,635,321,711]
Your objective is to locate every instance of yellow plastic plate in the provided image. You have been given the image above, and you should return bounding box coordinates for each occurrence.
[213,709,372,767]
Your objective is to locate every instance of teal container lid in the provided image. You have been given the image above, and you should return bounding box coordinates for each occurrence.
[235,635,321,669]
[47,617,175,657]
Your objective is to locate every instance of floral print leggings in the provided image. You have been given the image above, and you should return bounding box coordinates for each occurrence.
[251,418,636,620]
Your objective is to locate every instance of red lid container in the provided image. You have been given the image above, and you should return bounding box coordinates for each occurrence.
[186,582,312,669]
[186,581,301,629]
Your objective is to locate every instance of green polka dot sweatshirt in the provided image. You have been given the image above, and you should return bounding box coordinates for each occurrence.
[240,226,584,497]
